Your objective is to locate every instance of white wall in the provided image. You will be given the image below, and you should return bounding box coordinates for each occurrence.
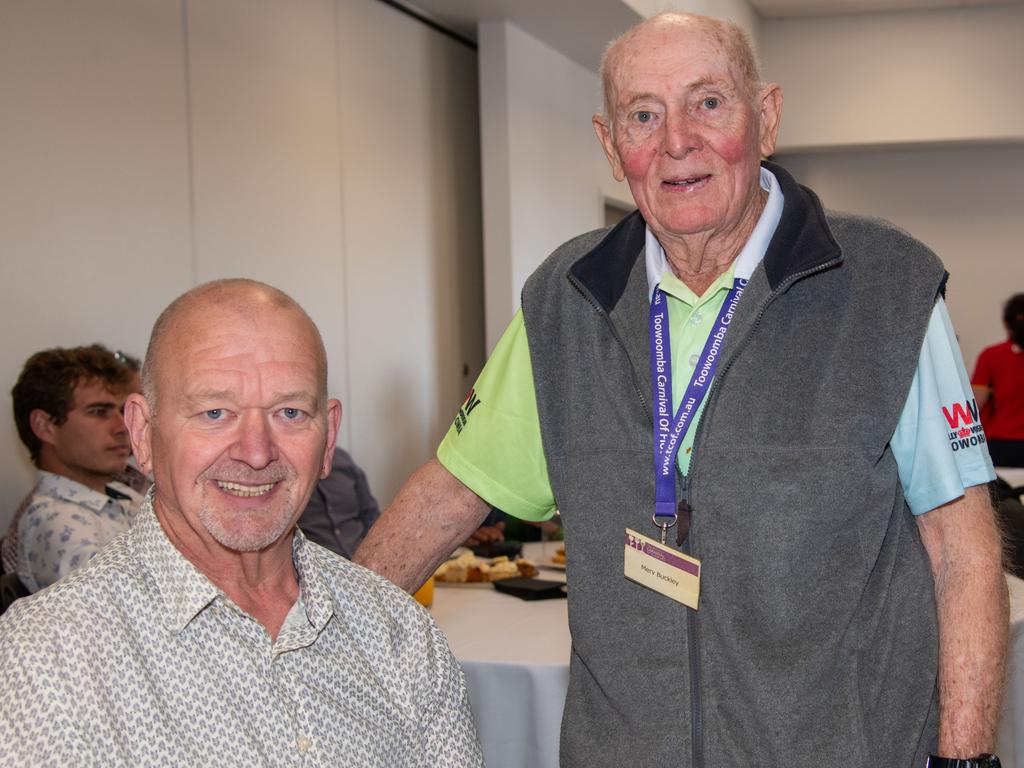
[762,5,1024,150]
[336,0,485,506]
[478,21,631,350]
[776,145,1024,369]
[0,0,194,518]
[763,5,1024,370]
[0,0,484,529]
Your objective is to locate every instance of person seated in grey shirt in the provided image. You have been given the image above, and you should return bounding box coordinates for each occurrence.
[298,446,380,559]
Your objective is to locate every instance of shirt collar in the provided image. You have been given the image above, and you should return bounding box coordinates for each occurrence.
[130,492,334,636]
[645,166,785,298]
[35,470,119,514]
[291,532,335,635]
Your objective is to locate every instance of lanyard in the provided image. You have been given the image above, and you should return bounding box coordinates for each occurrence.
[648,278,747,542]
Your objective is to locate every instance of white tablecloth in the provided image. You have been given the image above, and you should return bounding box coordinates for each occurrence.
[434,544,1024,767]
[430,542,569,768]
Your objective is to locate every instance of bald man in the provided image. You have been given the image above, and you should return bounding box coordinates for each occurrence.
[0,279,482,767]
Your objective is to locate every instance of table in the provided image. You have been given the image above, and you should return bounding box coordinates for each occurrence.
[430,542,568,768]
[434,545,1024,767]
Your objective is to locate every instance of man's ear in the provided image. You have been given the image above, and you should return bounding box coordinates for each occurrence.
[593,113,626,182]
[123,393,154,475]
[757,83,783,159]
[322,399,342,479]
[29,409,58,447]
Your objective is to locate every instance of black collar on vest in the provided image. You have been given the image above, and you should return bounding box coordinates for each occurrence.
[568,161,843,313]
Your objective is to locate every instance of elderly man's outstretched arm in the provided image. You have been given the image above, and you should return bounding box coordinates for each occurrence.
[917,483,1008,757]
[355,458,491,592]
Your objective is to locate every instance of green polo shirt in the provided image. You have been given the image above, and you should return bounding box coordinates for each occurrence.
[437,265,739,521]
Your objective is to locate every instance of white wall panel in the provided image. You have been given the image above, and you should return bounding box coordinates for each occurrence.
[763,5,1024,150]
[776,146,1024,370]
[478,21,631,350]
[0,0,192,524]
[337,0,484,506]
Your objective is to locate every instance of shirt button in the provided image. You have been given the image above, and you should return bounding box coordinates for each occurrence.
[296,736,312,755]
[690,312,703,325]
[688,354,700,367]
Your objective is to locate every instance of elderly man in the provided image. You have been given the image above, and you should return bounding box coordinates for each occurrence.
[4,344,141,592]
[356,13,1007,768]
[0,280,482,767]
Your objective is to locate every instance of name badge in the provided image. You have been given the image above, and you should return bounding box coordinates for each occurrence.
[624,528,700,609]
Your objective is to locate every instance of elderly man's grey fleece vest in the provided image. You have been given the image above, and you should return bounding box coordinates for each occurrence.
[521,162,946,768]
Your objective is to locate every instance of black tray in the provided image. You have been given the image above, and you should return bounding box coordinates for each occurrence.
[493,577,567,601]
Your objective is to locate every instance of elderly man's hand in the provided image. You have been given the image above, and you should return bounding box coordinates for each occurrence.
[464,522,505,547]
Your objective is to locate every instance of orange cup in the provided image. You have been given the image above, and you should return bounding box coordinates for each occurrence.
[413,576,434,608]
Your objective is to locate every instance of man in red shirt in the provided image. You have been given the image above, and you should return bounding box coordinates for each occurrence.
[972,293,1024,467]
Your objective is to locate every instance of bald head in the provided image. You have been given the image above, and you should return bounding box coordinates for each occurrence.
[600,13,762,124]
[141,279,328,412]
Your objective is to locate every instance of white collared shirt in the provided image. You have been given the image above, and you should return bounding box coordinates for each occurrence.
[0,498,483,767]
[14,471,141,592]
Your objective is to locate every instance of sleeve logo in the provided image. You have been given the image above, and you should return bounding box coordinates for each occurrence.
[942,398,987,452]
[452,388,482,435]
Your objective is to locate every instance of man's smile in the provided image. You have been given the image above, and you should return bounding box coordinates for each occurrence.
[663,174,711,189]
[215,480,277,498]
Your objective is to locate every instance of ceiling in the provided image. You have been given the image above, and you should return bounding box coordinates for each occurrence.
[392,0,639,74]
[401,0,1022,73]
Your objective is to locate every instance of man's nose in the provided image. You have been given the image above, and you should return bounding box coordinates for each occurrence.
[663,110,701,158]
[229,411,277,469]
[111,410,128,435]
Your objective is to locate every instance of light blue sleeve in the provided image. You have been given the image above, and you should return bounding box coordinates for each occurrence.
[891,298,996,515]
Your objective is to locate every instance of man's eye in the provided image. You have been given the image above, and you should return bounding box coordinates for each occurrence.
[281,408,304,421]
[204,409,224,420]
[702,97,720,109]
[635,111,653,123]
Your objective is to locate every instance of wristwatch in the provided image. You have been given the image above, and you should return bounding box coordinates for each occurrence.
[926,755,1001,767]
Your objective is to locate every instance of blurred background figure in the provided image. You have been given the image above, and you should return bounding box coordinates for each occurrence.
[2,345,141,592]
[297,446,380,559]
[973,293,1024,467]
[462,508,562,554]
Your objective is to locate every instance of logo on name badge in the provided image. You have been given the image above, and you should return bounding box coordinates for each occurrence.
[942,398,987,452]
[453,388,482,434]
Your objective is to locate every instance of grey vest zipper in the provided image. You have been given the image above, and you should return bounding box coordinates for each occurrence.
[683,258,840,768]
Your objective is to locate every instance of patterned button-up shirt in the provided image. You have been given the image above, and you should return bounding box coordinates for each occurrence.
[0,498,483,767]
[11,471,140,592]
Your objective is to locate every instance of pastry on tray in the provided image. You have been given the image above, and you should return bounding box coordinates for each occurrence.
[434,550,539,583]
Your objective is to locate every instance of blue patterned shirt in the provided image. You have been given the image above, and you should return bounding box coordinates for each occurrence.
[14,471,140,592]
[0,498,482,767]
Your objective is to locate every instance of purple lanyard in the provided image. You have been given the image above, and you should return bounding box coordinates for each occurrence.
[648,278,747,537]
